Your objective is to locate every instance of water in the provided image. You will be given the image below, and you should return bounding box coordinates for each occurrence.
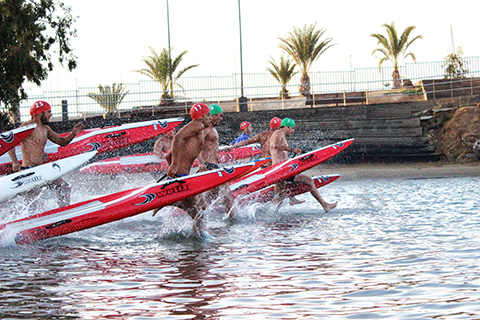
[1,172,480,319]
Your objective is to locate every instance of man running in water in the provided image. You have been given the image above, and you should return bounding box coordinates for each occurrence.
[270,118,337,213]
[231,116,282,164]
[160,102,211,235]
[197,104,238,220]
[8,100,84,207]
[231,116,304,205]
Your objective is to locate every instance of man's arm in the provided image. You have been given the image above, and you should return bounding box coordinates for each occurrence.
[47,122,84,147]
[8,148,21,172]
[232,132,260,148]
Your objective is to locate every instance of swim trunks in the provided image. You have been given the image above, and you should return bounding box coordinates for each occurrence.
[205,162,219,170]
[285,175,296,183]
[167,173,188,180]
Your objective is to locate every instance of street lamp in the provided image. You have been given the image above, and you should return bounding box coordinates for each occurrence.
[237,0,248,112]
[166,0,173,102]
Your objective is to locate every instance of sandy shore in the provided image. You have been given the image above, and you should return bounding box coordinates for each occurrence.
[307,161,480,181]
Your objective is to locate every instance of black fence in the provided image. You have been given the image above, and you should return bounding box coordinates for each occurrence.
[7,56,480,121]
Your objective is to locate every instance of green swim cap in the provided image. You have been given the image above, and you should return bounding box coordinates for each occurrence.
[281,118,295,128]
[209,104,223,115]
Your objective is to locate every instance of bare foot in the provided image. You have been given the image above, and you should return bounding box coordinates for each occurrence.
[323,202,338,213]
[289,197,305,206]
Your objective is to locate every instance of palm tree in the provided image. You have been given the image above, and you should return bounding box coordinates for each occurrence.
[370,22,423,88]
[266,54,298,99]
[88,83,129,118]
[135,47,199,105]
[278,24,333,96]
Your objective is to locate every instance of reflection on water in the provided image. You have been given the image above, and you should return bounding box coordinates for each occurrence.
[1,174,480,319]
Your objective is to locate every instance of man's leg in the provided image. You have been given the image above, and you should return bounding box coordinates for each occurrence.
[48,178,71,207]
[294,174,337,213]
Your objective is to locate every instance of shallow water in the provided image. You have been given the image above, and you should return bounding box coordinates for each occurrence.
[1,172,480,319]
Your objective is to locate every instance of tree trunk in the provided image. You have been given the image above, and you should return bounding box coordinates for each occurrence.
[299,74,311,96]
[9,101,21,124]
[392,69,402,89]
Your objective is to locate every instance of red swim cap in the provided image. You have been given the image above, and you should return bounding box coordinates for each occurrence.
[270,117,281,128]
[190,103,210,119]
[240,121,251,130]
[30,101,51,117]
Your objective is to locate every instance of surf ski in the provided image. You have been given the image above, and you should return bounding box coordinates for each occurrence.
[0,158,270,244]
[0,124,36,156]
[0,151,97,202]
[230,138,353,197]
[0,118,184,175]
[235,174,341,205]
[80,143,262,175]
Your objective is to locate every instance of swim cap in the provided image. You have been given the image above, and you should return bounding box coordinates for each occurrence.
[190,103,210,119]
[30,101,51,117]
[270,117,282,128]
[209,104,223,116]
[281,118,295,128]
[240,121,251,130]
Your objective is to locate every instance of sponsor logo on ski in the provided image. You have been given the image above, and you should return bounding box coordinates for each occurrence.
[134,184,190,205]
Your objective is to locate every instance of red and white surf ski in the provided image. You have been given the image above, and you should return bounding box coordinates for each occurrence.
[235,174,341,205]
[0,124,36,156]
[0,158,270,244]
[80,143,262,175]
[230,138,353,197]
[0,118,184,175]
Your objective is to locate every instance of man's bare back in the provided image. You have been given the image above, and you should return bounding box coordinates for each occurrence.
[166,120,207,176]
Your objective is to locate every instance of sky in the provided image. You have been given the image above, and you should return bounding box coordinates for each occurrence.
[27,0,480,93]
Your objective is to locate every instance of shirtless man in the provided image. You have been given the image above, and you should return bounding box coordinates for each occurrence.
[153,128,176,160]
[270,118,337,213]
[232,116,282,162]
[162,102,211,235]
[232,117,304,205]
[8,100,84,207]
[197,104,238,220]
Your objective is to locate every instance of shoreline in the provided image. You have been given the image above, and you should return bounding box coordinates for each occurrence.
[308,161,480,181]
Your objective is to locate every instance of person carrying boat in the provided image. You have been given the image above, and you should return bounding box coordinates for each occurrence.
[160,102,211,235]
[270,118,337,213]
[8,100,84,207]
[231,116,304,205]
[197,104,238,220]
[231,116,282,163]
[230,121,252,145]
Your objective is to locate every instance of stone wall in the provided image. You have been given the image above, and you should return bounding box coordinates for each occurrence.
[50,99,450,163]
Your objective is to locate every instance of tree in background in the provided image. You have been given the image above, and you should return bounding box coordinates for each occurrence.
[266,55,297,99]
[443,47,469,80]
[370,22,422,88]
[88,84,129,119]
[135,47,199,105]
[278,24,333,97]
[0,0,77,126]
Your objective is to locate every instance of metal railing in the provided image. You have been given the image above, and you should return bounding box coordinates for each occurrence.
[8,56,480,121]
